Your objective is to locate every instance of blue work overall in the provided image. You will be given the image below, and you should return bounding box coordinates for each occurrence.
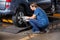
[29,7,49,32]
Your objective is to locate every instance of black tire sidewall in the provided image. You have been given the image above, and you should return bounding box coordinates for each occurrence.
[12,5,26,27]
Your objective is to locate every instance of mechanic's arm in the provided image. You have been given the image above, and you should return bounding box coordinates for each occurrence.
[26,14,36,19]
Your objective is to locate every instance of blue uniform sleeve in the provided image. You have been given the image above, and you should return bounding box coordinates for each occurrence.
[34,9,39,16]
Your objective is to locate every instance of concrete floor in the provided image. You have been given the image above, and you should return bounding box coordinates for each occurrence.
[0,21,60,40]
[0,29,60,40]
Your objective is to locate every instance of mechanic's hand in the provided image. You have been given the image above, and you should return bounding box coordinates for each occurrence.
[25,16,30,20]
[22,16,30,20]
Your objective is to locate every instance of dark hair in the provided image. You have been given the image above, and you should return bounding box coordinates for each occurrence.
[30,2,39,8]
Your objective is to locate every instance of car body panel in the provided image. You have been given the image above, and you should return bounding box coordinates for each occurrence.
[0,0,57,15]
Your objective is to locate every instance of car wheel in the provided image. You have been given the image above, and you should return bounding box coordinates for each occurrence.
[12,6,29,27]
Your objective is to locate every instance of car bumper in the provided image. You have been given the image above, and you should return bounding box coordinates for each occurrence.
[0,9,13,15]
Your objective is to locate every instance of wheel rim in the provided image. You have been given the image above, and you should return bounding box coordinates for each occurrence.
[17,11,24,24]
[51,4,55,13]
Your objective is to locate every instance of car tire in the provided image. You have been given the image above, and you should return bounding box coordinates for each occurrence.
[12,5,29,27]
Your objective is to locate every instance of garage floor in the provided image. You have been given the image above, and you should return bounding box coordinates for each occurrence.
[0,20,60,40]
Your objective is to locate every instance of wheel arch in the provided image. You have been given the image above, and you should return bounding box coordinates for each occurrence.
[15,3,29,15]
